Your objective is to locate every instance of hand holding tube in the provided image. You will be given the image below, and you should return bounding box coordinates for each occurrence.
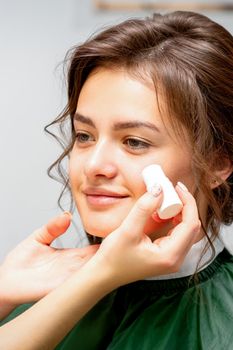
[91,182,201,287]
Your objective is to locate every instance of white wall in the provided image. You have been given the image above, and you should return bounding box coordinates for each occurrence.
[0,0,232,262]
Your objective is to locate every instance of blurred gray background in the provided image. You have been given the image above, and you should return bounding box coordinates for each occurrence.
[0,0,233,262]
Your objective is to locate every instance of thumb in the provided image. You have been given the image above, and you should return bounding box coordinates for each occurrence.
[120,186,163,238]
[32,212,72,245]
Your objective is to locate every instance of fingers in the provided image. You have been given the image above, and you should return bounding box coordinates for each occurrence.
[32,212,73,245]
[74,244,100,258]
[155,183,201,262]
[120,188,163,239]
[172,213,182,227]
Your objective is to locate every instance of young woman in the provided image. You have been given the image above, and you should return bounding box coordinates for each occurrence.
[1,10,233,349]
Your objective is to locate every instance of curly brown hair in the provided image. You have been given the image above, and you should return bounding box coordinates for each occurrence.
[45,11,233,248]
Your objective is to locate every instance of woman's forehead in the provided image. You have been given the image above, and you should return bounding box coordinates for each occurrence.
[77,68,162,124]
[76,67,188,143]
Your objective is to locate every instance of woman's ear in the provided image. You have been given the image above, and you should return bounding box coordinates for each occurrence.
[210,157,233,189]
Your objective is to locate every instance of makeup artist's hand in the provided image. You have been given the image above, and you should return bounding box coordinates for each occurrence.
[91,183,201,288]
[0,213,99,312]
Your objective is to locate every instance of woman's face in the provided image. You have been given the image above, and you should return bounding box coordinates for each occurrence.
[69,68,195,238]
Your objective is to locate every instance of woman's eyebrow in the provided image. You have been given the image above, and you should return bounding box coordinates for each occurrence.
[74,112,96,128]
[113,121,160,133]
[74,112,160,133]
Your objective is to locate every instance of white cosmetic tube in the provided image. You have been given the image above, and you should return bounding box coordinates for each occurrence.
[142,164,183,219]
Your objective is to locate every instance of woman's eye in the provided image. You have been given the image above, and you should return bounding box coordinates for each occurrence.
[75,132,93,143]
[124,138,150,150]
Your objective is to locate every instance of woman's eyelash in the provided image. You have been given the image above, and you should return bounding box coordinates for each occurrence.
[124,138,150,149]
[75,132,93,143]
[75,133,150,150]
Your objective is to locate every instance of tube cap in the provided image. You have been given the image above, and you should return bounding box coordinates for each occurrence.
[142,164,183,219]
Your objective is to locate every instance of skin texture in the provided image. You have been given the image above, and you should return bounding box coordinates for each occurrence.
[69,68,198,239]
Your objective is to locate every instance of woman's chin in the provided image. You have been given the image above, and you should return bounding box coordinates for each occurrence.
[83,225,112,238]
[83,216,172,239]
[89,231,108,238]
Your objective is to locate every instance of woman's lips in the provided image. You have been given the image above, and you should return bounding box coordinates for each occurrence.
[85,194,129,206]
[83,188,129,206]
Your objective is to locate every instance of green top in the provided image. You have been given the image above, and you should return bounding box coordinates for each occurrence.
[2,249,233,349]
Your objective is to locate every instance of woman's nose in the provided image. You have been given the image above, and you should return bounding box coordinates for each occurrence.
[84,140,118,180]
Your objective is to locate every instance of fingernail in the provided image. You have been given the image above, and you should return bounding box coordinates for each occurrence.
[177,181,188,192]
[149,184,162,197]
